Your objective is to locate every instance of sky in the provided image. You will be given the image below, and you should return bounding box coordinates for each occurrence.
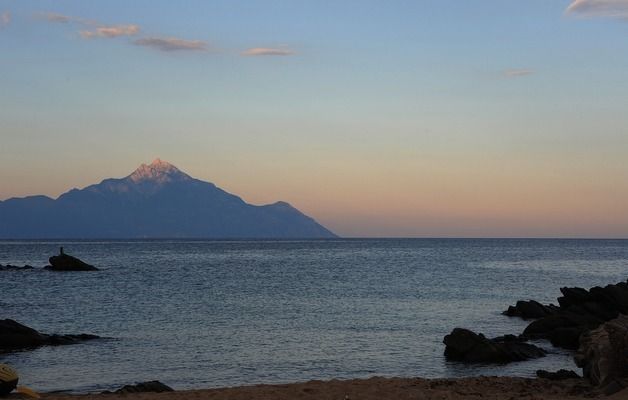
[1,0,628,238]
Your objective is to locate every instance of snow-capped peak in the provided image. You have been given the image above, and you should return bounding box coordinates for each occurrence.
[127,159,191,184]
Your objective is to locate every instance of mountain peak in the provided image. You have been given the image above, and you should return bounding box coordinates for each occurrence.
[127,159,191,184]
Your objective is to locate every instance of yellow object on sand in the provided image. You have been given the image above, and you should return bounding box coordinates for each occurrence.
[16,386,41,399]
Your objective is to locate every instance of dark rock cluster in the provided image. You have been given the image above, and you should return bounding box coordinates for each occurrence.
[511,282,628,350]
[536,369,580,381]
[2,248,98,272]
[443,328,546,363]
[108,381,174,394]
[0,264,33,271]
[0,319,99,351]
[503,300,558,320]
[445,278,628,395]
[45,252,98,271]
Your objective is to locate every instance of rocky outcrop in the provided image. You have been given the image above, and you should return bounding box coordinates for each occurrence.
[0,319,99,351]
[503,300,558,320]
[443,328,546,363]
[45,250,98,271]
[503,281,628,350]
[111,381,174,394]
[0,264,34,271]
[575,314,628,390]
[536,369,581,381]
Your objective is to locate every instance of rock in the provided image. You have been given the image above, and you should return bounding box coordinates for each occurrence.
[45,249,98,271]
[0,319,45,349]
[0,319,99,351]
[575,314,628,387]
[557,287,593,308]
[536,369,581,380]
[113,381,174,394]
[0,264,34,271]
[518,281,628,350]
[503,300,557,319]
[602,380,628,396]
[443,328,546,363]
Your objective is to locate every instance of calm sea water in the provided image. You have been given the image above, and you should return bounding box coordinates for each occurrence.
[1,239,627,393]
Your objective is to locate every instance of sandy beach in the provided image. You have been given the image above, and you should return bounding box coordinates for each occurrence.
[33,376,622,400]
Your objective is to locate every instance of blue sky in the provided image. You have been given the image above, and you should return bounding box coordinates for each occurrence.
[1,0,628,237]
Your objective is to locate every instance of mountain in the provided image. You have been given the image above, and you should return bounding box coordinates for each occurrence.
[0,159,337,239]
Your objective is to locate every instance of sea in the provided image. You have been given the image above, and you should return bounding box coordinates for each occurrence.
[1,239,627,393]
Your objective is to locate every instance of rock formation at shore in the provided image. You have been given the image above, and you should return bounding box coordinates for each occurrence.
[0,319,99,351]
[536,369,581,381]
[44,248,98,271]
[445,278,628,394]
[503,300,558,320]
[443,328,546,363]
[109,381,174,394]
[505,281,628,350]
[575,314,628,394]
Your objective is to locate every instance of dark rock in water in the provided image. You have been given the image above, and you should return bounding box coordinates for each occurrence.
[113,381,174,394]
[575,314,628,387]
[45,333,100,345]
[0,319,99,351]
[515,281,628,350]
[443,328,545,363]
[536,369,581,380]
[0,264,34,271]
[0,319,45,349]
[503,300,557,320]
[45,250,98,271]
[557,287,593,308]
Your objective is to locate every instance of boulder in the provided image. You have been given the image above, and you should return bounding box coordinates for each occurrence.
[536,369,581,380]
[113,381,174,394]
[443,328,546,363]
[575,314,628,387]
[0,319,46,349]
[45,250,98,271]
[503,300,557,319]
[0,319,99,351]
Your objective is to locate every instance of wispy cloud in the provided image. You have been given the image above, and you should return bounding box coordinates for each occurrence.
[1,11,11,29]
[39,11,294,59]
[41,12,96,25]
[503,68,535,78]
[41,12,138,39]
[241,47,295,57]
[566,0,628,19]
[80,25,140,39]
[133,37,208,52]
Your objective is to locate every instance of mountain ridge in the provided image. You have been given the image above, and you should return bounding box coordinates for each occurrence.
[0,159,337,239]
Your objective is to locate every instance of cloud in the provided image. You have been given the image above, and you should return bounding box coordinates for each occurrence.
[503,68,535,78]
[133,37,208,52]
[566,0,628,19]
[1,11,10,28]
[42,12,83,24]
[41,12,137,39]
[241,47,295,56]
[80,25,140,39]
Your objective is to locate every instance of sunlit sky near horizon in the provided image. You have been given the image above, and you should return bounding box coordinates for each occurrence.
[1,0,628,238]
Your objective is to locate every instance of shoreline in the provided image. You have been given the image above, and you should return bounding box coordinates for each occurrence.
[37,375,611,400]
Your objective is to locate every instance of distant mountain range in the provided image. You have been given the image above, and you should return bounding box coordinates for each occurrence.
[0,159,337,239]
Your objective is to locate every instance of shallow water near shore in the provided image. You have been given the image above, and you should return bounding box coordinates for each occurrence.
[1,239,627,392]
